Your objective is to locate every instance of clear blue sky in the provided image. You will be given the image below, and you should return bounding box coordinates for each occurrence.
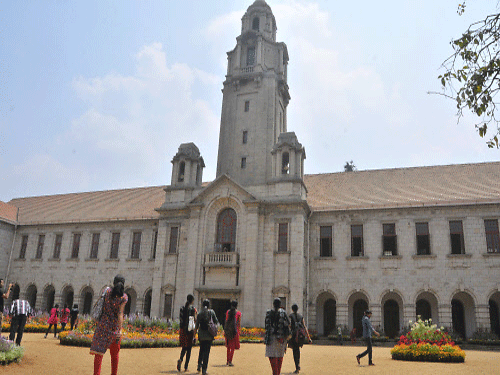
[1,0,498,202]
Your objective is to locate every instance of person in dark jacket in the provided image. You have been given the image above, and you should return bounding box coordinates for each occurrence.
[288,304,311,374]
[177,294,197,372]
[70,304,79,330]
[195,299,218,375]
[356,310,380,366]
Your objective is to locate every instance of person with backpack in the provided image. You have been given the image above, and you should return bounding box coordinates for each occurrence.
[177,294,197,372]
[288,304,311,374]
[196,299,218,375]
[265,298,290,375]
[224,300,241,366]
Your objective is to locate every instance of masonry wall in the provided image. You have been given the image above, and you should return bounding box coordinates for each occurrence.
[0,221,15,280]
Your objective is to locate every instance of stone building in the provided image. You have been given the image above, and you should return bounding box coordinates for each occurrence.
[1,0,500,338]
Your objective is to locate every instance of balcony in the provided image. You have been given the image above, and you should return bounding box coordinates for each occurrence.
[204,252,239,268]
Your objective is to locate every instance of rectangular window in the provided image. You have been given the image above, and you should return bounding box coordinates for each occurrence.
[163,294,173,319]
[241,157,247,169]
[169,227,179,254]
[110,232,120,259]
[90,233,100,259]
[450,221,465,254]
[416,222,430,255]
[320,226,333,257]
[383,223,397,256]
[19,235,28,259]
[71,233,81,259]
[35,234,45,259]
[244,101,250,112]
[152,230,158,259]
[131,231,142,259]
[485,219,500,253]
[53,234,62,259]
[351,225,363,256]
[247,47,255,66]
[279,297,287,311]
[242,130,248,143]
[278,223,288,252]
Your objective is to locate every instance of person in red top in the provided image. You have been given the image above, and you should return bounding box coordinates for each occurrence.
[44,304,59,338]
[224,300,241,367]
[59,304,71,333]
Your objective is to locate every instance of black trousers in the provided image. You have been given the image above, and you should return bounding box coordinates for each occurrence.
[180,346,192,369]
[358,337,373,364]
[70,317,78,330]
[197,340,212,373]
[9,314,28,346]
[290,342,301,370]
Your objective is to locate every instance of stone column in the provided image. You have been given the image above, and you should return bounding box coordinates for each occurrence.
[439,303,452,330]
[337,303,349,328]
[151,219,168,317]
[476,304,490,331]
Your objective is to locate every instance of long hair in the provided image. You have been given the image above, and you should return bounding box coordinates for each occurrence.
[111,274,125,298]
[227,300,238,322]
[185,294,194,310]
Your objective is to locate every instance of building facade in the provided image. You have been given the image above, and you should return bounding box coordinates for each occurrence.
[1,1,500,338]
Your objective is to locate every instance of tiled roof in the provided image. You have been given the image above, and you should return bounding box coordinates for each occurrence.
[8,186,167,225]
[0,201,18,224]
[7,162,500,225]
[304,162,500,211]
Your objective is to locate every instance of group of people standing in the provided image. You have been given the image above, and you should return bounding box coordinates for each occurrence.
[177,296,241,375]
[44,303,78,338]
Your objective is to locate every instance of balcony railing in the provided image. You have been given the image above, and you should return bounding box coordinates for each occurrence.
[204,252,239,267]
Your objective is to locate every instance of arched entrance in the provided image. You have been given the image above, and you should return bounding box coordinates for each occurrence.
[416,299,432,321]
[216,208,237,252]
[124,288,137,316]
[353,299,368,338]
[43,285,56,312]
[489,292,500,337]
[324,299,337,336]
[25,284,37,309]
[384,300,400,338]
[452,299,465,338]
[144,289,152,317]
[451,291,476,338]
[61,285,74,308]
[80,287,94,314]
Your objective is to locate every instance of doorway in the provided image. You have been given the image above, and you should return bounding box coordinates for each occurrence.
[323,299,336,336]
[211,299,231,325]
[384,299,400,338]
[452,299,466,338]
[353,299,368,337]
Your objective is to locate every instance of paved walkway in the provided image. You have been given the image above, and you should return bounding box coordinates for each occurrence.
[2,333,500,374]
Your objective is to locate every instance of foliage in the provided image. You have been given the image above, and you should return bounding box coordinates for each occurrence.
[437,8,500,148]
[391,317,465,363]
[0,337,24,365]
[344,161,356,172]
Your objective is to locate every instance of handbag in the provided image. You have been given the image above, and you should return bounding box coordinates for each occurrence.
[207,312,218,337]
[188,315,196,331]
[91,289,107,321]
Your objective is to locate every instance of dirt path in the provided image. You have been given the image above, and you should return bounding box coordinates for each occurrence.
[2,333,500,374]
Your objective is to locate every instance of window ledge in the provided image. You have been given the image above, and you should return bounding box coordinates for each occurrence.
[482,252,500,257]
[447,254,472,259]
[105,258,119,262]
[126,258,142,262]
[314,256,337,260]
[412,254,437,259]
[346,256,369,260]
[148,257,156,261]
[66,258,80,262]
[30,258,43,262]
[15,258,26,261]
[48,258,61,262]
[85,258,99,262]
[378,255,402,260]
[274,251,291,255]
[165,252,178,256]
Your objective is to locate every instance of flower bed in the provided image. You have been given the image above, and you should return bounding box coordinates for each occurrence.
[391,317,465,363]
[0,337,24,365]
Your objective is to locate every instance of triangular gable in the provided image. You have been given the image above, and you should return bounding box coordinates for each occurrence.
[189,174,258,205]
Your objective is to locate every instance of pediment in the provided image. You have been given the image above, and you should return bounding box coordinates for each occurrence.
[189,174,258,205]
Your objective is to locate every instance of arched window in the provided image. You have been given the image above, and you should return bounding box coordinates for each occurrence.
[252,17,260,31]
[178,161,185,182]
[216,208,237,252]
[144,289,152,317]
[282,152,289,174]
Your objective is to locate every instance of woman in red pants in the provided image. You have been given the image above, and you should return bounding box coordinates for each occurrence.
[224,300,241,366]
[90,275,128,375]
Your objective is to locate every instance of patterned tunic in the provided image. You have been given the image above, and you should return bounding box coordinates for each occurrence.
[90,288,128,355]
[264,308,290,358]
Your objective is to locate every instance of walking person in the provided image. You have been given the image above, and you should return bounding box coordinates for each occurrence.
[196,299,218,375]
[177,294,197,372]
[59,304,71,333]
[0,279,13,336]
[356,310,380,366]
[70,304,79,330]
[44,304,59,338]
[224,300,241,366]
[9,298,32,345]
[288,304,311,374]
[90,275,128,375]
[265,298,290,375]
